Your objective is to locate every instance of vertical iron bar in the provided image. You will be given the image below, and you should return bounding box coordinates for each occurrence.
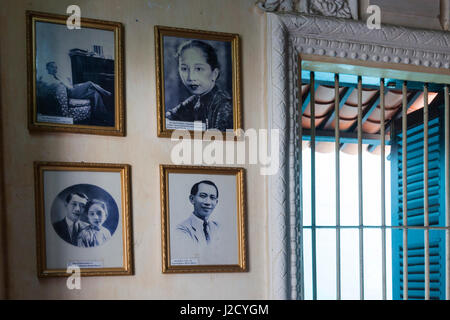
[310,72,317,300]
[402,81,409,300]
[298,65,305,300]
[358,76,364,300]
[424,84,430,300]
[380,79,387,300]
[445,85,449,300]
[335,74,341,300]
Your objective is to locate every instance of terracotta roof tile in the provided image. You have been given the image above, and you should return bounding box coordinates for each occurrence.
[301,83,439,155]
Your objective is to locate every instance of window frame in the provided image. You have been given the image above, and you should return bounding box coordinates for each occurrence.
[265,12,450,299]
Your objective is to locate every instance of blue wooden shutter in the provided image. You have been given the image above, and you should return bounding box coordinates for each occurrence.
[391,104,446,300]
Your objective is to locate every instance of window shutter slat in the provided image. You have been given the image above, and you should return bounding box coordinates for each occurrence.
[391,105,446,300]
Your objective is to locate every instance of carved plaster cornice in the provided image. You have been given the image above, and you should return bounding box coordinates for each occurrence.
[257,0,358,20]
[266,12,450,300]
[282,12,450,69]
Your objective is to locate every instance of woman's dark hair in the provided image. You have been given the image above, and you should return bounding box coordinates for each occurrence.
[85,199,109,218]
[176,40,220,72]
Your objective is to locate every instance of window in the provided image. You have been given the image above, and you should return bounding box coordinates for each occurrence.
[299,61,449,300]
[265,12,450,300]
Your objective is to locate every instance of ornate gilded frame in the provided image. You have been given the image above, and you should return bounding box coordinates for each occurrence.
[155,26,242,138]
[160,165,247,273]
[34,161,133,277]
[265,12,450,299]
[26,11,125,136]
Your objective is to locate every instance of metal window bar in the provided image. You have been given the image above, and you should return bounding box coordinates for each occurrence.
[335,74,341,300]
[357,76,365,300]
[424,84,430,300]
[298,63,305,301]
[445,85,450,300]
[310,72,317,300]
[380,79,387,300]
[402,81,409,300]
[302,225,450,230]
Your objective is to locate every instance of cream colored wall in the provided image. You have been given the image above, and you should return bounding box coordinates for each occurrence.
[0,0,268,299]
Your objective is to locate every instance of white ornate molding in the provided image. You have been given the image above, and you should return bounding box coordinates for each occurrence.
[266,12,450,300]
[257,0,358,20]
[283,13,450,68]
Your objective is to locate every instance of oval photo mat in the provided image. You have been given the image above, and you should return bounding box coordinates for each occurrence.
[50,183,120,246]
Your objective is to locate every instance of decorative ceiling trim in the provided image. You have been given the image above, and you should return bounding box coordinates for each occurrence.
[282,12,450,69]
[266,12,450,300]
[257,0,358,20]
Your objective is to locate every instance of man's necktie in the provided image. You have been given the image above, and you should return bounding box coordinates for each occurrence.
[203,220,210,242]
[72,222,79,245]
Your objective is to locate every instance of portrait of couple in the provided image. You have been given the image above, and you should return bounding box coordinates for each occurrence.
[35,162,132,277]
[51,185,119,248]
[157,26,241,136]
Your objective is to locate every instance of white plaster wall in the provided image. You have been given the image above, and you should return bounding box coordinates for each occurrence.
[0,0,268,299]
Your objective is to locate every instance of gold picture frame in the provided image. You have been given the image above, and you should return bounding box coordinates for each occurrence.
[34,161,133,277]
[27,11,125,136]
[155,25,242,138]
[160,165,247,273]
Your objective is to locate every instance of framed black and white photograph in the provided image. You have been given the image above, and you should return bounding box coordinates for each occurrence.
[27,11,125,136]
[155,26,242,137]
[34,162,133,277]
[160,165,247,273]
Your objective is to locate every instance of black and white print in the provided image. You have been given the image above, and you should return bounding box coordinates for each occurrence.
[34,20,115,126]
[50,184,119,248]
[168,172,239,266]
[36,163,131,275]
[163,36,234,132]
